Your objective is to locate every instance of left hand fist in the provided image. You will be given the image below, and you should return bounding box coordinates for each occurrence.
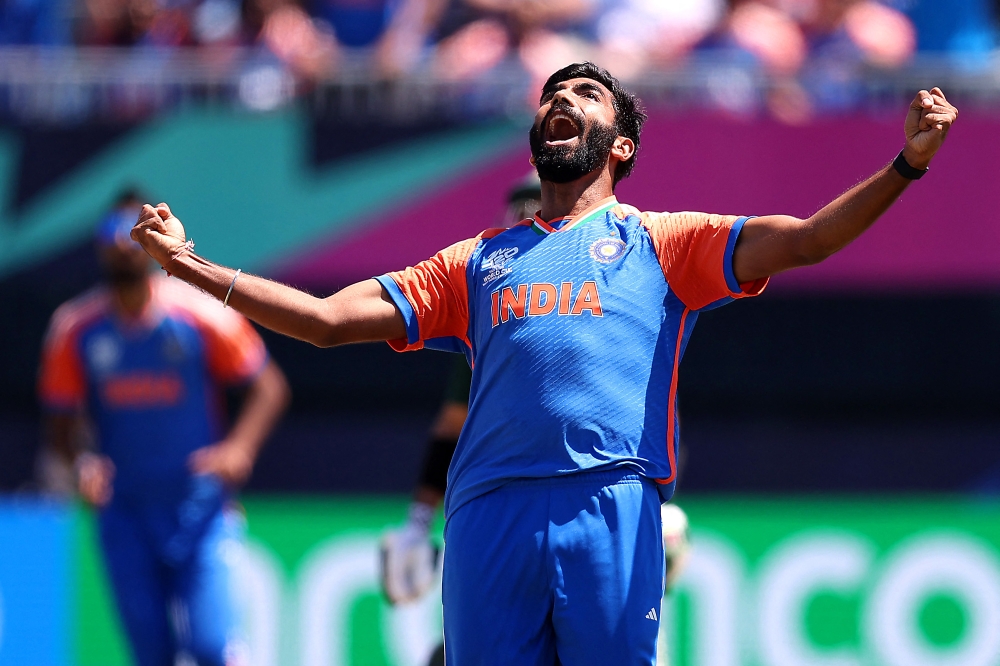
[188,440,255,487]
[903,87,958,169]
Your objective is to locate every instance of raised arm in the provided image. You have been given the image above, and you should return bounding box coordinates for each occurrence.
[732,88,959,284]
[131,205,406,347]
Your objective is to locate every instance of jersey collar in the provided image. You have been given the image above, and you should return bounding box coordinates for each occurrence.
[111,277,167,332]
[531,196,619,235]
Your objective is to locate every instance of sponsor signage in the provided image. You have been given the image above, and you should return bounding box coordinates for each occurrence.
[5,496,1000,666]
[0,500,70,666]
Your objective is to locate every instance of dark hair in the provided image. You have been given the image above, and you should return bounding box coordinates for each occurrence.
[113,186,147,208]
[540,62,647,186]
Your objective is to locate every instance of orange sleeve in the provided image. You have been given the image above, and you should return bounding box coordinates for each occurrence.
[197,309,269,386]
[377,236,481,352]
[641,211,768,311]
[38,317,86,411]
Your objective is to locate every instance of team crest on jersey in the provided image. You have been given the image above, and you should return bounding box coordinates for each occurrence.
[589,238,626,264]
[481,246,519,285]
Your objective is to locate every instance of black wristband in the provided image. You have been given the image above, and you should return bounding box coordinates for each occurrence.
[892,150,928,180]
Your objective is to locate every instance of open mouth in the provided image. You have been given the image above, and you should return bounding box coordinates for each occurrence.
[544,110,582,146]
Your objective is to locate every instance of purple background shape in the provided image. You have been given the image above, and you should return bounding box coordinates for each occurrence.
[277,113,999,294]
[275,146,533,289]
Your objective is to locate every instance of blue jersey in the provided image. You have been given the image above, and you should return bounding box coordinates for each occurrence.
[378,197,767,517]
[39,278,267,503]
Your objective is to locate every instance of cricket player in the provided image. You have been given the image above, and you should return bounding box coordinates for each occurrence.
[38,197,290,666]
[128,62,957,664]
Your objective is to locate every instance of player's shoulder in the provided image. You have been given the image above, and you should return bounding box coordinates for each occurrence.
[477,219,533,245]
[612,203,646,220]
[469,220,532,259]
[47,286,112,342]
[476,219,533,242]
[156,277,248,335]
[443,221,533,265]
[632,209,737,232]
[606,203,680,231]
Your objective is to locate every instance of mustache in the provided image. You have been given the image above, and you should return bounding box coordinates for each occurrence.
[539,102,585,136]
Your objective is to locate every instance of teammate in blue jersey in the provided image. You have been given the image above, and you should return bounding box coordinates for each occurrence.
[129,63,958,664]
[39,193,290,666]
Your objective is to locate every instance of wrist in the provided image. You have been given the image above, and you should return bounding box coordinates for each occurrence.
[73,451,98,476]
[163,248,214,284]
[221,436,257,459]
[163,247,193,277]
[162,240,195,275]
[899,146,931,171]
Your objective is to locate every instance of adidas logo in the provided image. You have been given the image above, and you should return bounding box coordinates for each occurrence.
[645,608,658,621]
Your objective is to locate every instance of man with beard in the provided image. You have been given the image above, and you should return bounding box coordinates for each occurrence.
[38,191,289,666]
[128,63,958,664]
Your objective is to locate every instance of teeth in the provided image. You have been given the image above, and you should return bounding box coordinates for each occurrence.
[550,112,576,127]
[547,111,580,140]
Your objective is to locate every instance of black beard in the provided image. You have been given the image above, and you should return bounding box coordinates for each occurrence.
[530,114,618,184]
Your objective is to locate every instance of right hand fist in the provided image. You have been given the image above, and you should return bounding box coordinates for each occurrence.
[77,453,115,507]
[131,203,188,267]
[902,87,958,169]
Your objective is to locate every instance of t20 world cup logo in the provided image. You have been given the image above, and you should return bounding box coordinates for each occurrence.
[481,247,519,285]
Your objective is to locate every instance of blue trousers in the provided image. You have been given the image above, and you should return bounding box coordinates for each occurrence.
[442,469,665,666]
[98,497,244,666]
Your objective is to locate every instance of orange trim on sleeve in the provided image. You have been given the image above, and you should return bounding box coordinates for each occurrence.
[738,277,769,297]
[641,211,755,311]
[655,307,689,487]
[384,234,485,352]
[386,336,420,353]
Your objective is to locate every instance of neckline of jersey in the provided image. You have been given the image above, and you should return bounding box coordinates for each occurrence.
[110,277,168,333]
[531,196,619,236]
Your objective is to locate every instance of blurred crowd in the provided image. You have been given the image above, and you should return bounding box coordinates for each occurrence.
[2,0,999,117]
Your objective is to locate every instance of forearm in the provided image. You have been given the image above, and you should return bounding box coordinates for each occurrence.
[226,361,290,460]
[796,161,911,264]
[733,88,957,284]
[165,252,404,347]
[733,161,912,282]
[166,252,337,346]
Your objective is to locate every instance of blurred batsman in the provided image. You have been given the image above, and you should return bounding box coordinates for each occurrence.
[38,191,290,666]
[381,174,542,608]
[129,62,957,664]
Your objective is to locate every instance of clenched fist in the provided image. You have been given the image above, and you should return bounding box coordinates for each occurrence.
[902,87,958,169]
[131,203,188,268]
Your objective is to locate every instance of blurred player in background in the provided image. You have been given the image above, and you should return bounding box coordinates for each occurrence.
[380,175,541,666]
[130,63,957,664]
[380,173,540,609]
[38,191,290,666]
